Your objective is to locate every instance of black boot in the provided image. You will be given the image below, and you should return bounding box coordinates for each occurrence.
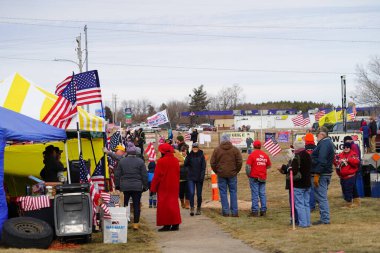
[158,225,171,232]
[170,224,179,231]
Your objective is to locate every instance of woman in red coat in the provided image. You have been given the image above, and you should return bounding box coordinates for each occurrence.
[150,143,182,231]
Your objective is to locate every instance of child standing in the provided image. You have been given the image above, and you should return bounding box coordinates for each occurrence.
[148,160,157,208]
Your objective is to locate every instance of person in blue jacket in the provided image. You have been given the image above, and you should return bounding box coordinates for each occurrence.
[184,142,206,216]
[311,127,335,225]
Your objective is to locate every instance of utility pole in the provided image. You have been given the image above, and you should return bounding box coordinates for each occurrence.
[84,25,88,72]
[75,34,83,73]
[341,75,347,133]
[112,94,117,124]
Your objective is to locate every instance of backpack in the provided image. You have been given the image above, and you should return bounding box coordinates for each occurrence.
[286,154,302,181]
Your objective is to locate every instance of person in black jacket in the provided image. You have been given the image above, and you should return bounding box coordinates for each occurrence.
[40,145,64,182]
[115,143,148,230]
[190,129,198,143]
[291,140,312,228]
[184,142,206,216]
[369,117,377,153]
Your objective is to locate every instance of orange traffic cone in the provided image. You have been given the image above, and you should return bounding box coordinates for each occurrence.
[211,170,219,201]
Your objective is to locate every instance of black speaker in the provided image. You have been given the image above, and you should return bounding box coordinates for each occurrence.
[68,160,91,183]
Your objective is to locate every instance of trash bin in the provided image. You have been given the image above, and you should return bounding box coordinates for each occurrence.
[54,183,92,238]
[370,172,380,198]
[362,165,372,197]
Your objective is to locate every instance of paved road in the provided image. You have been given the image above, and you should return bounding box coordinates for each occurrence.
[141,195,263,253]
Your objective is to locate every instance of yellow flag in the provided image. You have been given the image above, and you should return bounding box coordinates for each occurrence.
[319,110,337,126]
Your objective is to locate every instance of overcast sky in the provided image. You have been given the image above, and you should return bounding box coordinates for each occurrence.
[1,0,379,111]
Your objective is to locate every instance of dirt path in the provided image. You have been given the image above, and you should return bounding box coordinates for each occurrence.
[141,194,262,253]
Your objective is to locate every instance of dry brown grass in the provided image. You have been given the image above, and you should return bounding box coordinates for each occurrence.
[0,217,159,253]
[201,148,380,253]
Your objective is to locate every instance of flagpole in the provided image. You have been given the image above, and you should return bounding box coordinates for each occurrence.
[64,141,71,184]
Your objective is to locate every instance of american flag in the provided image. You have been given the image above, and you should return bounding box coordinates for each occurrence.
[109,131,121,151]
[145,142,157,161]
[16,196,50,211]
[292,112,310,127]
[91,158,105,192]
[107,156,117,191]
[100,192,112,219]
[263,139,282,156]
[42,76,77,129]
[315,110,326,122]
[74,71,102,106]
[55,76,72,96]
[54,70,102,106]
[79,153,98,222]
[184,133,191,141]
[347,106,357,120]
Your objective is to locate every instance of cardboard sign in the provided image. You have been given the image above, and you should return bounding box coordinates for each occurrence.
[221,132,254,149]
[295,133,363,155]
[103,207,129,244]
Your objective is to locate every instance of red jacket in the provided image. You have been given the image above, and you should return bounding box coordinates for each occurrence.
[333,150,359,179]
[150,153,182,226]
[246,149,271,180]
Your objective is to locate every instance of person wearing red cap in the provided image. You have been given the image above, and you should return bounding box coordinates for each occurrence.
[150,143,182,231]
[246,140,271,217]
[304,133,318,212]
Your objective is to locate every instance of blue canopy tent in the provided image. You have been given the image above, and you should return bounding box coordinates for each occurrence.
[0,107,67,237]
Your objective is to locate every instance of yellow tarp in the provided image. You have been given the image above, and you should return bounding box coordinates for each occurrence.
[4,138,105,177]
[0,73,105,132]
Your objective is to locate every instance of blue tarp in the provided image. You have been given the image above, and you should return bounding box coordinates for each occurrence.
[0,107,67,237]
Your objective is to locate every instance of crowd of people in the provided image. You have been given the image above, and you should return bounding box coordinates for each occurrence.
[103,122,368,232]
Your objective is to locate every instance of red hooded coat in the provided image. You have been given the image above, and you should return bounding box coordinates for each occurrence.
[150,144,182,226]
[334,149,359,179]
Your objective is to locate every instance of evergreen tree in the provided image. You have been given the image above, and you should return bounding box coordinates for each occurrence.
[189,85,209,111]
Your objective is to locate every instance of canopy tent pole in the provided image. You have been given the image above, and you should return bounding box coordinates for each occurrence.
[76,122,82,154]
[64,141,71,184]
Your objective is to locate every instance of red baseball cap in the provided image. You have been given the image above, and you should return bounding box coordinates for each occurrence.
[253,140,261,148]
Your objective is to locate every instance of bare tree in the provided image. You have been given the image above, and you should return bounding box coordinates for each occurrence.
[118,98,154,123]
[355,56,380,105]
[166,100,189,126]
[212,84,245,110]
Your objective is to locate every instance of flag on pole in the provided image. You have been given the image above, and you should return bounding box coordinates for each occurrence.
[55,76,72,96]
[292,112,310,127]
[54,70,102,106]
[315,110,326,122]
[263,139,282,156]
[184,133,191,141]
[74,70,102,106]
[145,142,157,161]
[347,106,357,121]
[107,156,116,191]
[109,131,121,151]
[91,159,105,192]
[79,153,98,223]
[147,109,169,127]
[42,76,77,129]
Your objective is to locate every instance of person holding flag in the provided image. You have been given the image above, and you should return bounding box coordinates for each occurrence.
[245,140,271,217]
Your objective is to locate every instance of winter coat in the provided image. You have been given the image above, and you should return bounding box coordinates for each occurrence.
[311,137,335,175]
[150,153,182,226]
[115,155,148,192]
[369,120,377,137]
[184,150,206,181]
[190,131,198,143]
[246,149,271,181]
[334,150,359,179]
[291,149,312,188]
[360,122,370,139]
[210,141,242,178]
[40,157,64,182]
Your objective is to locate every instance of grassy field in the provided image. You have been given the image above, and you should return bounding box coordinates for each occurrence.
[0,217,159,253]
[201,147,380,253]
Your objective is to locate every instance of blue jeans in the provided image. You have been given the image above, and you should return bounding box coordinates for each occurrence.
[249,178,266,213]
[188,180,203,208]
[288,189,298,224]
[294,187,311,227]
[218,176,238,215]
[312,175,331,224]
[310,184,316,210]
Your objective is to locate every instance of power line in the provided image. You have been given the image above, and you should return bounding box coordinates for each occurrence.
[0,56,355,75]
[1,16,379,30]
[1,21,379,44]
